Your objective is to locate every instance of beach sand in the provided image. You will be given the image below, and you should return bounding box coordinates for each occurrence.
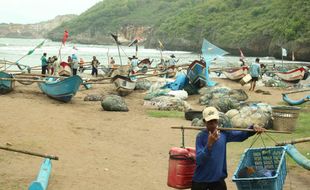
[0,76,309,190]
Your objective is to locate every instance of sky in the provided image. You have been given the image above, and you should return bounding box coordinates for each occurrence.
[0,0,103,24]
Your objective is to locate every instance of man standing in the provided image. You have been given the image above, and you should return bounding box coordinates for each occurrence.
[91,56,100,77]
[249,58,261,91]
[41,53,48,75]
[191,107,264,190]
[130,55,139,74]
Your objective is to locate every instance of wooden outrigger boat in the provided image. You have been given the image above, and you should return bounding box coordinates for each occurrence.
[58,62,71,76]
[38,75,83,102]
[0,71,15,94]
[222,66,249,81]
[111,75,136,96]
[184,60,206,94]
[275,67,306,83]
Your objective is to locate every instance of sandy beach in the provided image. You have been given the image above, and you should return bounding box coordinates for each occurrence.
[0,75,309,190]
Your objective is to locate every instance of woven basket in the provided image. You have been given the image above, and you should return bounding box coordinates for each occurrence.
[272,106,300,131]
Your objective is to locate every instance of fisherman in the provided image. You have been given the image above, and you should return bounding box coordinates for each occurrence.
[79,58,85,73]
[249,58,261,91]
[169,54,178,66]
[41,52,48,75]
[191,107,265,190]
[71,54,79,75]
[130,55,139,74]
[91,56,100,77]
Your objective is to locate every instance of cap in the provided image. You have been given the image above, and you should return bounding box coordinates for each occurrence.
[202,107,219,122]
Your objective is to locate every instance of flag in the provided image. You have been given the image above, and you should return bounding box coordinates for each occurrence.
[239,48,245,60]
[111,33,121,45]
[62,30,69,45]
[158,40,164,49]
[128,39,138,47]
[282,48,287,57]
[26,40,45,55]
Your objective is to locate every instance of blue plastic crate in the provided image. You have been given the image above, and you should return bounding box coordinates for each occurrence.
[232,147,286,190]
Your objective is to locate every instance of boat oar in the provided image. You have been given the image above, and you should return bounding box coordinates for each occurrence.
[283,88,310,95]
[275,137,310,146]
[0,145,59,160]
[171,126,292,134]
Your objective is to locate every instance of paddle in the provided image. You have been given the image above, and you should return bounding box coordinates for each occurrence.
[0,145,59,160]
[171,126,292,134]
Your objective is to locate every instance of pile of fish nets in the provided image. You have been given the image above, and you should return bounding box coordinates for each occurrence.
[191,112,232,128]
[225,103,272,128]
[145,96,191,111]
[135,79,152,90]
[263,78,288,88]
[199,87,247,113]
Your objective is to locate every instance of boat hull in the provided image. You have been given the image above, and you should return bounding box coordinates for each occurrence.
[38,75,83,102]
[58,62,71,76]
[222,66,249,80]
[112,75,136,96]
[276,67,305,83]
[0,71,15,94]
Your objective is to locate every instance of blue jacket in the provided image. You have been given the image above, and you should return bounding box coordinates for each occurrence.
[192,128,254,183]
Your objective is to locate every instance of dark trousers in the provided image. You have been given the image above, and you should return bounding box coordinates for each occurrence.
[72,69,77,75]
[41,65,47,75]
[191,180,227,190]
[91,67,98,76]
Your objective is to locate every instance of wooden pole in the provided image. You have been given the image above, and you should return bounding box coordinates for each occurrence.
[0,145,59,160]
[0,77,45,83]
[171,126,292,134]
[283,89,310,95]
[276,137,310,146]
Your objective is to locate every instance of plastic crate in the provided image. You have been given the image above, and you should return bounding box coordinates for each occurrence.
[232,147,286,190]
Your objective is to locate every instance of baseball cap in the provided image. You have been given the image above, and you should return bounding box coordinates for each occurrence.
[202,107,220,122]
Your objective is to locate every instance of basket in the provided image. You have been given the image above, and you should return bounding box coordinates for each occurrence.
[232,147,286,190]
[272,106,300,131]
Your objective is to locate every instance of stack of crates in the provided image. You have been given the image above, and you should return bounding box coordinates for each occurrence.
[232,147,287,190]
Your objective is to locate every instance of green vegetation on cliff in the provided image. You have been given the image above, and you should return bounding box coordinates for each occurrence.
[48,0,310,60]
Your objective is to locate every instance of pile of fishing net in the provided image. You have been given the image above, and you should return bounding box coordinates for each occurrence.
[199,87,248,113]
[226,103,272,128]
[144,96,191,111]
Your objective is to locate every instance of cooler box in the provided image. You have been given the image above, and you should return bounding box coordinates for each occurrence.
[240,74,252,86]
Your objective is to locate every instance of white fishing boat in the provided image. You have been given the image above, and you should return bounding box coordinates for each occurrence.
[111,75,136,96]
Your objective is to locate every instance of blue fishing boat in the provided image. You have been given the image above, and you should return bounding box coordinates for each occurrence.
[0,71,15,94]
[282,93,310,106]
[38,75,83,102]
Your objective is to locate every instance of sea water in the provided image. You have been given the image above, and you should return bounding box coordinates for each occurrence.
[1,37,308,73]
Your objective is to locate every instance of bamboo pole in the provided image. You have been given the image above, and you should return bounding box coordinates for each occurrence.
[0,145,59,160]
[0,77,45,83]
[275,137,310,146]
[283,89,310,95]
[171,126,292,134]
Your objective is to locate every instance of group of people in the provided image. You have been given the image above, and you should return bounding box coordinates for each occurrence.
[40,53,58,75]
[41,53,101,77]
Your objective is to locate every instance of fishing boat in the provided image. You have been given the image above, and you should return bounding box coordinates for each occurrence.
[222,66,249,81]
[137,58,153,74]
[38,75,83,102]
[0,71,15,94]
[111,75,136,96]
[282,93,310,106]
[184,60,206,94]
[275,67,306,83]
[58,62,71,76]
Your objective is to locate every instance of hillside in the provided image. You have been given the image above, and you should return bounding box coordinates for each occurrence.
[35,1,310,61]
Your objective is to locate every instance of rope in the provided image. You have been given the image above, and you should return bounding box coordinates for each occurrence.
[248,133,261,149]
[259,134,266,148]
[264,132,279,145]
